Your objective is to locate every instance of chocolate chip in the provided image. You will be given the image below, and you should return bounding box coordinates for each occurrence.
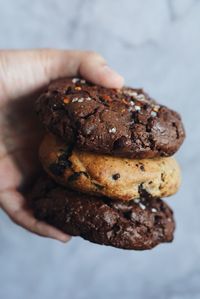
[68,172,82,182]
[138,183,150,198]
[58,153,72,168]
[59,159,72,168]
[112,173,120,180]
[49,163,65,176]
[82,171,89,178]
[65,87,72,94]
[93,182,104,190]
[68,171,89,183]
[139,164,145,171]
[113,136,127,150]
[161,173,165,182]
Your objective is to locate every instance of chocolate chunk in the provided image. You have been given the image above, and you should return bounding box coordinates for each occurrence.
[112,173,120,180]
[49,163,65,176]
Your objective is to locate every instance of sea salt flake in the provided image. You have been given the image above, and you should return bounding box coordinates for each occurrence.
[109,127,117,133]
[151,111,157,117]
[78,98,84,103]
[124,90,138,97]
[137,94,145,100]
[72,78,80,83]
[136,94,150,103]
[72,97,84,103]
[106,231,113,239]
[134,198,140,203]
[151,208,157,213]
[139,203,146,210]
[135,105,141,111]
[72,97,79,102]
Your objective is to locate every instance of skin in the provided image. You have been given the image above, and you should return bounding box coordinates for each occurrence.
[0,49,124,242]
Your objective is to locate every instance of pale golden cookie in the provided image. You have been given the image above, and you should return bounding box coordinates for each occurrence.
[39,134,181,201]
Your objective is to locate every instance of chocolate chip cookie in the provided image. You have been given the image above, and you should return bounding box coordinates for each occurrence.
[39,134,181,201]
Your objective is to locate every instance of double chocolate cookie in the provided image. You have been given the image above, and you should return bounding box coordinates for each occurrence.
[36,78,185,159]
[30,176,175,250]
[39,134,181,201]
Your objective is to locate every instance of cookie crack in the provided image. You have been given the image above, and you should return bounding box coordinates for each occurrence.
[79,106,100,120]
[172,121,180,139]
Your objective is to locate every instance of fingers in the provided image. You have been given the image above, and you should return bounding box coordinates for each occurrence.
[0,49,124,101]
[79,51,124,88]
[0,189,70,243]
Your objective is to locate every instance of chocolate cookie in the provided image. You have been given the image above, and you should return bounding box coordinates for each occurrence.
[30,176,175,250]
[35,78,185,158]
[39,134,181,201]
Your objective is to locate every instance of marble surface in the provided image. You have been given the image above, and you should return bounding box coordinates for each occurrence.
[0,0,200,298]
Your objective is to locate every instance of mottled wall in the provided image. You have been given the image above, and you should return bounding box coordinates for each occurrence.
[0,0,200,298]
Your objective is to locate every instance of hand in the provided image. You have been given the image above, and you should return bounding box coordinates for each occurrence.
[0,49,124,242]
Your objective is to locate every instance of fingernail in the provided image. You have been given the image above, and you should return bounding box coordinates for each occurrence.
[102,65,124,86]
[58,235,71,243]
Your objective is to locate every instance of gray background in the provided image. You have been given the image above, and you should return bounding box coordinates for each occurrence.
[0,0,200,298]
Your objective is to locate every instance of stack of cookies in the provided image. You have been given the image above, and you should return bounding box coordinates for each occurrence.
[30,78,185,250]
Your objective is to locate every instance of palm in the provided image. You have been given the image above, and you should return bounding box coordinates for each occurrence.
[0,94,70,242]
[0,95,43,193]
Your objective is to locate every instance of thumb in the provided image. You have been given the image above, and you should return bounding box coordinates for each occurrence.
[0,49,124,101]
